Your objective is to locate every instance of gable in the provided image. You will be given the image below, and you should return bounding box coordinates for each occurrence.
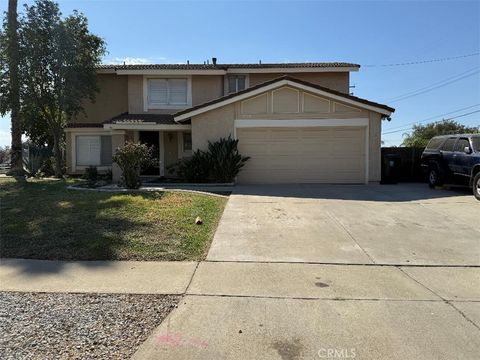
[237,86,368,118]
[174,77,394,122]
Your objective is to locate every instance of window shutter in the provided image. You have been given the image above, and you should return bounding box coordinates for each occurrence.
[169,79,188,105]
[76,136,101,166]
[148,79,168,105]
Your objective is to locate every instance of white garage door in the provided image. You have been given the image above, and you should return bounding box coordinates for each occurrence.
[236,127,366,184]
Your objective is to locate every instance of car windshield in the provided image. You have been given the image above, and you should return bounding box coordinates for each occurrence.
[472,137,480,152]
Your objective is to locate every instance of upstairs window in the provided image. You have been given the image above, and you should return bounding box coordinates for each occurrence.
[147,78,188,107]
[227,75,247,93]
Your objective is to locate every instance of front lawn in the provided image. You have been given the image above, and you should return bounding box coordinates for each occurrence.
[0,178,227,261]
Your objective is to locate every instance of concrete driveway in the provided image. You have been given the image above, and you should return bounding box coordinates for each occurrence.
[133,183,480,359]
[208,183,480,265]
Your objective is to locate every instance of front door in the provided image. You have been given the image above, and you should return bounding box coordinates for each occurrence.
[139,131,160,175]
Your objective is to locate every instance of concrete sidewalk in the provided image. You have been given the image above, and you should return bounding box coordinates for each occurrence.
[133,262,480,359]
[0,259,197,294]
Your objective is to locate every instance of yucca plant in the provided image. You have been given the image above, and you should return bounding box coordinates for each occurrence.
[207,136,250,183]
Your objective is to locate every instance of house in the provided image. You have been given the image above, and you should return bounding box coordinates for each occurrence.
[65,60,394,184]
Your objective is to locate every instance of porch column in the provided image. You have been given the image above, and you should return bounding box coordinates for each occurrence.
[159,131,165,177]
[111,130,125,183]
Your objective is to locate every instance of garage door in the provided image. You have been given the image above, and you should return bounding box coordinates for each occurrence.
[236,127,366,184]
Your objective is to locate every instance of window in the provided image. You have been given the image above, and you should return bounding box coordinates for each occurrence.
[425,137,444,150]
[472,137,480,152]
[454,138,470,152]
[76,135,112,166]
[183,132,192,151]
[441,138,457,152]
[227,75,247,93]
[147,78,188,107]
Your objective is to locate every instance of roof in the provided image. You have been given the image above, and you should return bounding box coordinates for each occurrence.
[105,113,176,125]
[65,122,103,128]
[174,76,395,121]
[96,62,360,71]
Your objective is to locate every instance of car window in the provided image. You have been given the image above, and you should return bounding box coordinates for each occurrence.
[454,138,470,152]
[472,137,480,152]
[441,138,457,152]
[425,137,445,150]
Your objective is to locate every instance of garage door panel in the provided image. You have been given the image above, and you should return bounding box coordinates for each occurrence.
[237,126,366,184]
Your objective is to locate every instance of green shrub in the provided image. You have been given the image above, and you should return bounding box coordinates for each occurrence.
[171,150,211,183]
[35,157,55,178]
[207,136,250,183]
[169,136,249,183]
[112,142,155,189]
[83,166,98,187]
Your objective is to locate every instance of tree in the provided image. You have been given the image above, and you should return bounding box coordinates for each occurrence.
[402,120,479,147]
[1,0,106,177]
[0,0,24,176]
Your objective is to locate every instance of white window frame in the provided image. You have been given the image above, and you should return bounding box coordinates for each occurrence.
[143,76,192,111]
[225,74,249,94]
[69,130,114,173]
[177,132,193,158]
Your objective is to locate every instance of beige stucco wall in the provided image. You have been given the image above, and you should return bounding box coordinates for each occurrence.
[249,72,350,93]
[163,131,179,171]
[368,112,382,182]
[128,75,144,113]
[72,74,128,124]
[192,75,223,105]
[191,85,385,182]
[192,104,236,151]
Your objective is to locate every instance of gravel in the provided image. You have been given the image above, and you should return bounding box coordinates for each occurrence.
[0,292,180,360]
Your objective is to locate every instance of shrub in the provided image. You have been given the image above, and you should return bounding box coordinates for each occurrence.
[112,142,155,189]
[83,166,98,187]
[169,136,249,183]
[172,150,210,183]
[206,136,250,183]
[35,157,55,178]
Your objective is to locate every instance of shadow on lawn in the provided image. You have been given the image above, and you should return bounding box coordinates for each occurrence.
[0,179,168,274]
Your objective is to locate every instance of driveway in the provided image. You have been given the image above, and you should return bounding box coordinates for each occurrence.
[208,183,480,265]
[133,183,480,359]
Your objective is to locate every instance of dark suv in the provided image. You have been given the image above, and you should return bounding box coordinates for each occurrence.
[421,134,480,200]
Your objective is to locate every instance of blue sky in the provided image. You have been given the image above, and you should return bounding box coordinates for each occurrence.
[1,0,479,147]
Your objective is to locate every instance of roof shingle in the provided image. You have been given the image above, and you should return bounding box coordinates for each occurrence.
[97,62,360,71]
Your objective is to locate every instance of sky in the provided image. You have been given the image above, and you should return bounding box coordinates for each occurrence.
[0,0,479,147]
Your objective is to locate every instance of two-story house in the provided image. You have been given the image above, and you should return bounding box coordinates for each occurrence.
[66,60,394,184]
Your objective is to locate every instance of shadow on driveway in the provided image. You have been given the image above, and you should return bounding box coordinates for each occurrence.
[233,183,473,202]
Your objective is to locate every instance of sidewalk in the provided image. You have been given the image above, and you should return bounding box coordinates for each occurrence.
[0,259,197,294]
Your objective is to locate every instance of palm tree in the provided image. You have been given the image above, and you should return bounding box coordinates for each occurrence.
[7,0,24,176]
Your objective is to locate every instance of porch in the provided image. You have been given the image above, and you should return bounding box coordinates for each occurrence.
[65,113,192,183]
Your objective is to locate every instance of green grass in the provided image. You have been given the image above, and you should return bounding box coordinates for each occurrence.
[0,178,227,261]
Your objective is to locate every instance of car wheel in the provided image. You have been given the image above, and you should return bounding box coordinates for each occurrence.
[473,173,480,201]
[428,165,444,188]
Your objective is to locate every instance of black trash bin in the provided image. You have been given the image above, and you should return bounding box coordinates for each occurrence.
[381,153,401,184]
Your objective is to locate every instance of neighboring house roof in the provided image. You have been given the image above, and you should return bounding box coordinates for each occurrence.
[96,62,360,71]
[174,76,395,122]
